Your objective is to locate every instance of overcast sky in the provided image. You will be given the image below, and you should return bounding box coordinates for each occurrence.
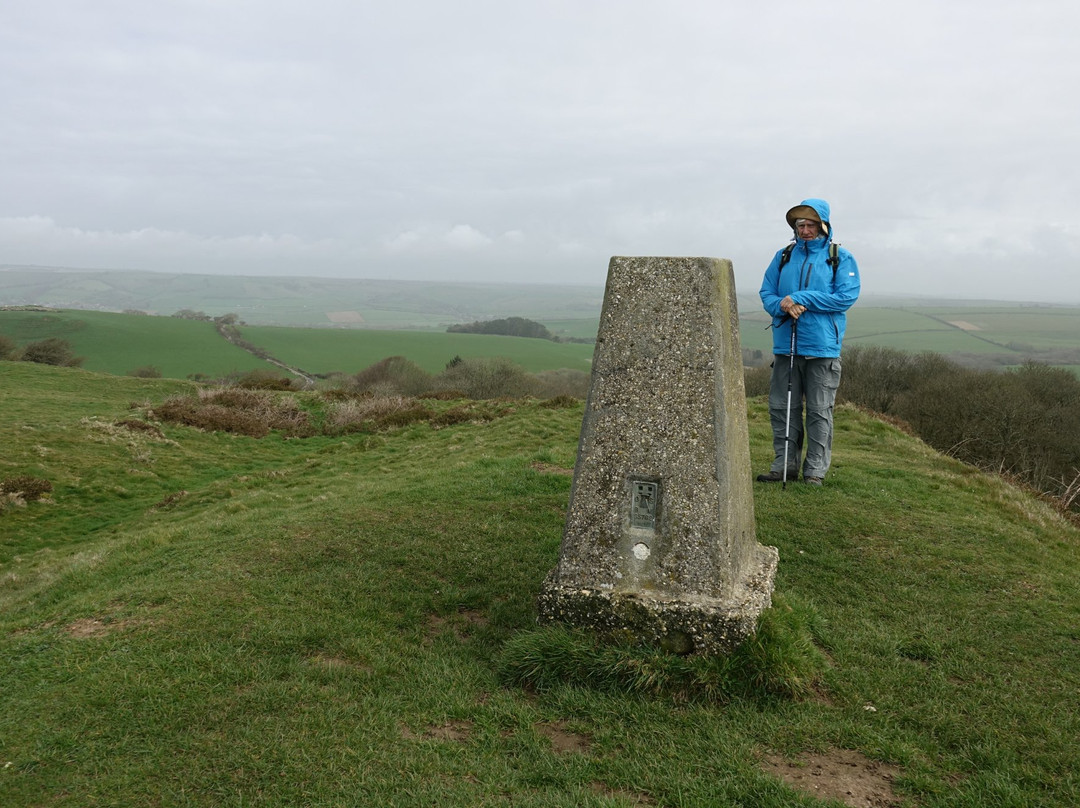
[2,0,1079,302]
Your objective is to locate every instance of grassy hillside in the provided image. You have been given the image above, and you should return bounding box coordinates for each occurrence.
[0,309,275,378]
[1,361,1077,806]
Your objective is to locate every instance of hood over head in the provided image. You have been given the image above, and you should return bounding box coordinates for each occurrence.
[786,198,832,239]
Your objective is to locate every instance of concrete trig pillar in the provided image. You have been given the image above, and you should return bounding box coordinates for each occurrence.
[537,256,778,655]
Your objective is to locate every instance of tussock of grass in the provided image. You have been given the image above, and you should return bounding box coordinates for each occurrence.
[500,594,826,703]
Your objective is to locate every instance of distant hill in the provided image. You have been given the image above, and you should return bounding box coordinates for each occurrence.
[0,265,604,331]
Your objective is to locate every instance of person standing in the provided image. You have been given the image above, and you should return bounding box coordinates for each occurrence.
[756,198,860,486]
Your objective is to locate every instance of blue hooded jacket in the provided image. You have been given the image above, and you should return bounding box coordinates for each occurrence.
[759,198,860,358]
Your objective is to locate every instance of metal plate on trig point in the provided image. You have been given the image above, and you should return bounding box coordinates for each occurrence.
[631,481,658,530]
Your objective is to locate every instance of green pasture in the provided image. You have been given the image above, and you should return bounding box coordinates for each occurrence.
[0,310,595,379]
[0,309,271,379]
[920,306,1080,350]
[236,325,595,376]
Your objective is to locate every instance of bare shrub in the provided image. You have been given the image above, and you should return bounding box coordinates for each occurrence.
[325,395,431,434]
[1,475,53,501]
[839,346,955,415]
[434,356,533,399]
[154,388,312,438]
[531,369,590,399]
[155,397,271,437]
[743,365,772,398]
[350,356,432,397]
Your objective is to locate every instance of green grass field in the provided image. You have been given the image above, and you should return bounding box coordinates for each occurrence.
[0,310,595,379]
[1,361,1078,805]
[0,309,271,378]
[236,324,595,376]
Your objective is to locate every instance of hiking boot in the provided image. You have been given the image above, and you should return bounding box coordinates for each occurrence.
[803,476,823,486]
[756,470,799,483]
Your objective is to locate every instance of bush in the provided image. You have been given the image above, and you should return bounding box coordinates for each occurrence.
[350,356,432,397]
[434,356,534,399]
[153,389,313,438]
[839,346,954,415]
[1,475,53,502]
[743,365,772,398]
[128,365,162,378]
[0,335,17,360]
[531,369,590,399]
[19,338,84,367]
[324,395,432,434]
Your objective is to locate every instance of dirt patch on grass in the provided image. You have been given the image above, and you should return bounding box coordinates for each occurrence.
[65,617,141,638]
[307,653,372,673]
[536,720,591,754]
[425,609,489,644]
[401,720,474,742]
[761,748,902,807]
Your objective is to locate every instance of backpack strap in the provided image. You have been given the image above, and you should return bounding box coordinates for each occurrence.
[777,241,841,282]
[777,243,795,275]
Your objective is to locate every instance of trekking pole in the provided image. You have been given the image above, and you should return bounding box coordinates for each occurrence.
[782,317,797,491]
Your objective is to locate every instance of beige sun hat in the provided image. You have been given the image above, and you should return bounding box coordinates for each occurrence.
[785,204,821,229]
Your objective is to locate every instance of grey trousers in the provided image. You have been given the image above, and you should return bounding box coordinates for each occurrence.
[768,355,842,479]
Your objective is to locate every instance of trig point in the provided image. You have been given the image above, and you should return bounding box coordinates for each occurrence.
[537,256,778,655]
